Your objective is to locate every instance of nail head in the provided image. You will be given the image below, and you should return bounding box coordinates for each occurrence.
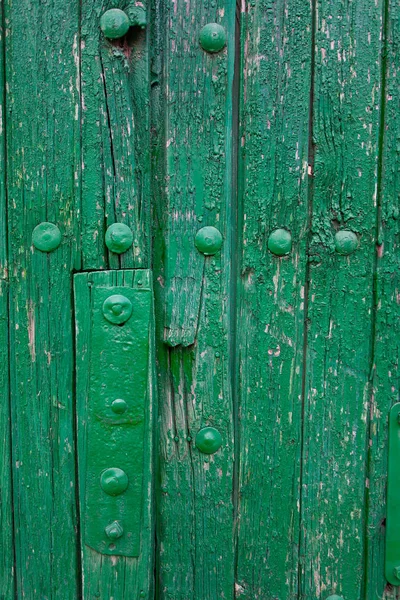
[268,228,292,256]
[32,222,62,253]
[100,467,129,496]
[100,9,130,39]
[334,230,358,255]
[195,226,223,256]
[195,426,222,455]
[102,294,132,325]
[199,23,227,53]
[105,223,134,254]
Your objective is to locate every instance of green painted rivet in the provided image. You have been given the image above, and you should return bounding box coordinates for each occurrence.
[199,23,226,53]
[102,294,132,325]
[105,223,134,254]
[195,427,222,455]
[187,436,192,442]
[32,222,62,253]
[268,229,292,256]
[195,226,223,256]
[105,521,124,540]
[100,9,130,39]
[111,398,128,414]
[100,467,129,496]
[140,592,145,598]
[215,351,220,358]
[334,230,358,255]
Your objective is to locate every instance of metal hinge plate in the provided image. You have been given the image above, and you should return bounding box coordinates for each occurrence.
[74,269,153,557]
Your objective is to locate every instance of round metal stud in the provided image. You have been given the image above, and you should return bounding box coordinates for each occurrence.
[102,294,132,325]
[100,8,130,39]
[100,467,129,496]
[195,226,223,256]
[195,427,222,455]
[199,23,227,53]
[105,223,134,254]
[32,222,62,253]
[334,230,358,255]
[268,229,292,256]
[111,398,128,414]
[105,521,124,540]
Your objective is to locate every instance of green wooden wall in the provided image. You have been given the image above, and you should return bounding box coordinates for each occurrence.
[0,0,398,598]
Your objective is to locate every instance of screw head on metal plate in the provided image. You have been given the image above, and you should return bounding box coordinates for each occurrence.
[199,23,227,53]
[334,230,358,255]
[100,467,129,496]
[100,9,130,39]
[32,222,62,252]
[195,427,222,454]
[195,226,223,256]
[111,398,128,414]
[102,294,132,325]
[105,223,134,254]
[268,228,292,256]
[105,521,124,540]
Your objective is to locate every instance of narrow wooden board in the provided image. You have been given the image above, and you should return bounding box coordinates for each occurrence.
[235,1,312,597]
[366,1,400,597]
[0,1,14,594]
[152,0,237,596]
[5,0,81,595]
[300,1,385,597]
[74,270,155,599]
[80,0,151,271]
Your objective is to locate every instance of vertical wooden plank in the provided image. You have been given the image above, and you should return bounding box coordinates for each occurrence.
[74,270,155,599]
[367,0,400,597]
[0,0,14,591]
[5,0,81,595]
[300,1,384,598]
[152,0,236,597]
[80,0,151,270]
[235,1,312,598]
[79,3,153,595]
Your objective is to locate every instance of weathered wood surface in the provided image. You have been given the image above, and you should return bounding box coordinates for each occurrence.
[152,0,236,597]
[366,1,400,598]
[300,0,385,598]
[0,1,13,593]
[235,0,312,598]
[81,0,151,271]
[5,0,81,596]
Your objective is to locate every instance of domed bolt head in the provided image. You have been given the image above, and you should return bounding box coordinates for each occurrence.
[268,228,292,256]
[195,427,222,455]
[100,467,129,496]
[32,222,62,252]
[111,398,128,414]
[195,226,223,256]
[105,223,134,254]
[199,23,227,53]
[105,520,124,540]
[334,230,358,255]
[102,294,133,325]
[100,9,130,39]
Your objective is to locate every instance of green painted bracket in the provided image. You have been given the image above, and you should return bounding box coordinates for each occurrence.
[74,270,153,557]
[385,403,400,585]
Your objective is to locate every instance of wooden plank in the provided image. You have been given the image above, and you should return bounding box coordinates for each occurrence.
[74,270,155,599]
[152,0,236,596]
[235,1,312,597]
[80,1,151,271]
[0,2,14,588]
[5,0,81,595]
[366,0,400,597]
[300,1,385,598]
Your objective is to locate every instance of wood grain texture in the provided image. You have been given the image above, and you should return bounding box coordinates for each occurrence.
[152,0,236,597]
[300,1,385,598]
[80,0,151,271]
[74,270,155,599]
[366,0,400,597]
[5,0,81,596]
[0,1,14,589]
[235,1,312,598]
